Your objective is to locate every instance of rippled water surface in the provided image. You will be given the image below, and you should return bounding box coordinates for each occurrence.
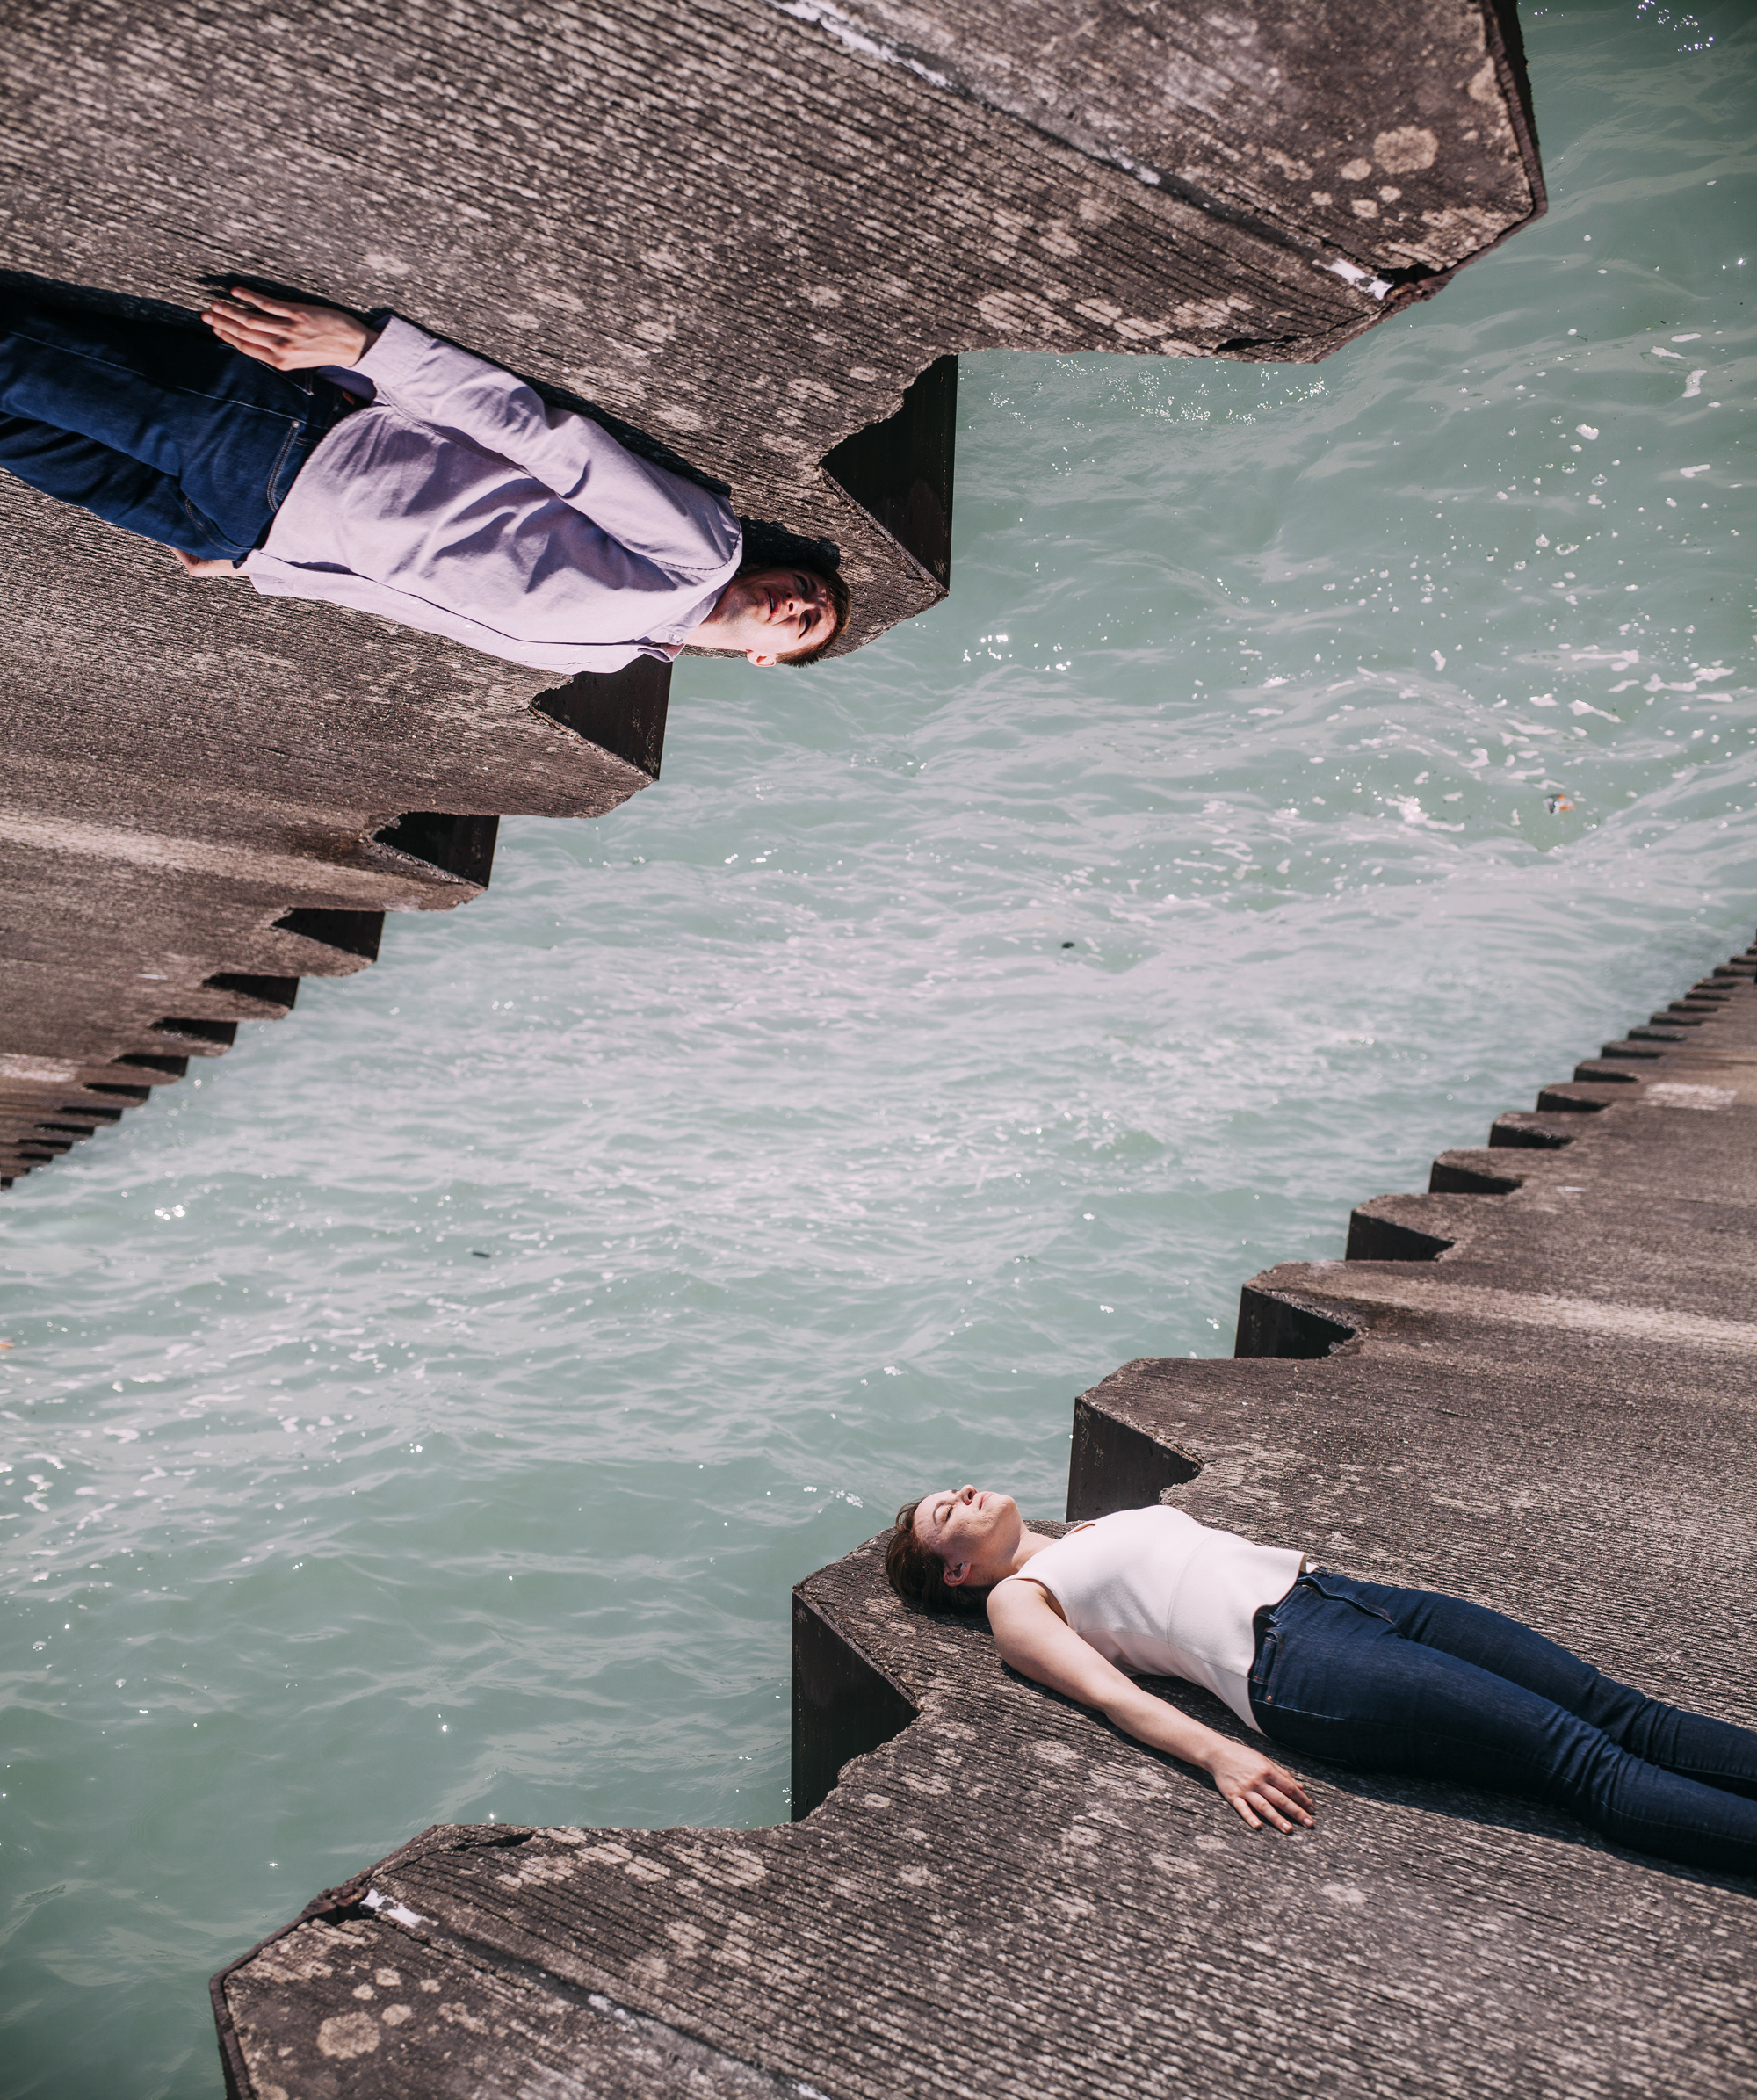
[4,9,1755,2094]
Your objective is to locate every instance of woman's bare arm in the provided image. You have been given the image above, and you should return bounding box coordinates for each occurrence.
[987,1578,1314,1833]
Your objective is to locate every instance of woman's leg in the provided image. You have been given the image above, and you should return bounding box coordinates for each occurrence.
[1251,1576,1757,1872]
[1350,1575,1757,1800]
[0,294,335,554]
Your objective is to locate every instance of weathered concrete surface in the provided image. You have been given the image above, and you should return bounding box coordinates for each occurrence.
[2,0,1543,1191]
[213,938,1756,2099]
[0,629,667,1186]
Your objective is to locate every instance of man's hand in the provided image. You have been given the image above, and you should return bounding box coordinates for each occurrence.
[1204,1741,1316,1833]
[169,547,242,579]
[202,286,378,371]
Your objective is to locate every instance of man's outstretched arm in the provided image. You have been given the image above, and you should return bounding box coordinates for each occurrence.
[207,285,738,583]
[202,287,379,372]
[164,292,378,579]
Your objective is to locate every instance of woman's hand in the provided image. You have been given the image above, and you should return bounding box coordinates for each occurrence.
[168,547,242,579]
[1204,1741,1315,1833]
[201,286,378,371]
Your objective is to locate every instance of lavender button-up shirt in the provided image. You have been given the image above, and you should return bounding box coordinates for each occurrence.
[244,318,742,673]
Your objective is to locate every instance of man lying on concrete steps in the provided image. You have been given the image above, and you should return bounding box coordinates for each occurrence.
[0,285,850,671]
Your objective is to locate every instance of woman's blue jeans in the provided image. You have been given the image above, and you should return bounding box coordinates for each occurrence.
[1249,1571,1757,1873]
[0,293,352,559]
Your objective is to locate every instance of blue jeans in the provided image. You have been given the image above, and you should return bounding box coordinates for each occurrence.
[0,293,353,558]
[1249,1571,1757,1873]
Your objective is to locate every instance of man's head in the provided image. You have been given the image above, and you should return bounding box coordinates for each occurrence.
[691,562,851,666]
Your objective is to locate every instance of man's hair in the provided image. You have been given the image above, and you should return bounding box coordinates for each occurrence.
[884,1497,987,1616]
[734,558,851,667]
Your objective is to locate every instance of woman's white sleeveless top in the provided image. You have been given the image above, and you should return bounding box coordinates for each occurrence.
[999,1507,1305,1733]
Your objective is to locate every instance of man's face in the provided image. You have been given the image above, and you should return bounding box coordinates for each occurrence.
[705,568,836,664]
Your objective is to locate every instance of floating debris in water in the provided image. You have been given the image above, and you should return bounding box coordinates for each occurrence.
[1545,795,1575,815]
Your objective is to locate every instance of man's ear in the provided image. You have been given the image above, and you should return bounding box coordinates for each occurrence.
[745,648,779,668]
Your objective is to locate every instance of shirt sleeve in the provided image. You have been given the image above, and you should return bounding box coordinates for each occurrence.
[243,554,659,673]
[352,318,741,581]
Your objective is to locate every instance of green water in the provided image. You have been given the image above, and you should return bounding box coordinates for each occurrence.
[3,7,1753,2093]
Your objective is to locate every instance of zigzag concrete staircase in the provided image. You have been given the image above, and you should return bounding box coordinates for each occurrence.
[4,0,1543,1195]
[215,936,1756,2098]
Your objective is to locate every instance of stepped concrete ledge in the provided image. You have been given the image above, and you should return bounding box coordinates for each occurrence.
[214,938,1757,2099]
[2,0,1543,1191]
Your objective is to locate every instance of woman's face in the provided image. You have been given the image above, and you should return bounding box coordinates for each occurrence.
[912,1485,1018,1587]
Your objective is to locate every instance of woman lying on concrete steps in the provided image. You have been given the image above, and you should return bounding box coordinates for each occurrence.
[886,1487,1757,1872]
